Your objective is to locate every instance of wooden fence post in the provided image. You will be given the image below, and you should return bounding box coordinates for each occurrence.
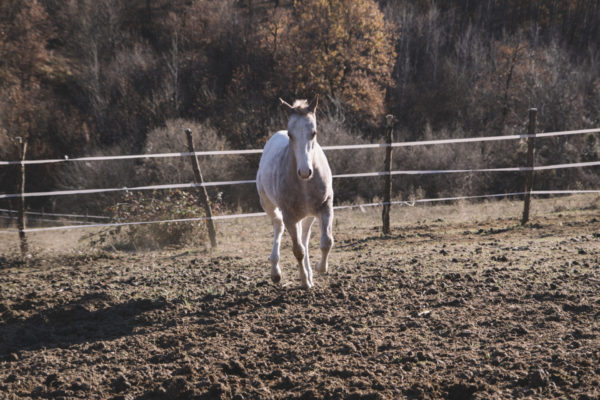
[185,128,218,248]
[521,108,537,225]
[17,138,28,258]
[382,114,395,235]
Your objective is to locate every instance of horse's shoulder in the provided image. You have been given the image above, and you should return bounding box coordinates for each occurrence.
[263,131,287,150]
[269,130,288,139]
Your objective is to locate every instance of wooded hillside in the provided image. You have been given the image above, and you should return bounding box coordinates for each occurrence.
[1,0,599,212]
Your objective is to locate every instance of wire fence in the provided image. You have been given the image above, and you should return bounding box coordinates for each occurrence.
[1,125,599,235]
[1,127,599,166]
[0,208,109,220]
[1,189,598,235]
[2,160,600,200]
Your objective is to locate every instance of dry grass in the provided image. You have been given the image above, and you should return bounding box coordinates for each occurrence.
[1,193,598,262]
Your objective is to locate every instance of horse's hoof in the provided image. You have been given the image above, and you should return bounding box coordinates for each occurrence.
[316,263,328,274]
[300,281,313,290]
[271,274,281,284]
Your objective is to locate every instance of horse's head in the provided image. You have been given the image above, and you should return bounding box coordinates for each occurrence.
[280,97,318,180]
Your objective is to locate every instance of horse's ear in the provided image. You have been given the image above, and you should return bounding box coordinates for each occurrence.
[308,96,318,114]
[279,98,295,111]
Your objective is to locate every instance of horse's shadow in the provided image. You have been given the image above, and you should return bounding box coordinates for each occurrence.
[0,293,167,357]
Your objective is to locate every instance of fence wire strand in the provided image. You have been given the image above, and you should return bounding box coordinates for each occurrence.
[1,160,599,199]
[1,127,599,166]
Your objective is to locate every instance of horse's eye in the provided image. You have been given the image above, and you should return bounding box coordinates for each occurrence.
[311,131,317,139]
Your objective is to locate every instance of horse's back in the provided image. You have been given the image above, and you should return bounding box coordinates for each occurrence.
[256,131,288,201]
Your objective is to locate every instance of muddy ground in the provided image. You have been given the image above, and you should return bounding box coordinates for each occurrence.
[1,206,599,399]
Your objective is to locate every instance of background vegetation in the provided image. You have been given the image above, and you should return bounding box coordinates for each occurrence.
[1,0,600,216]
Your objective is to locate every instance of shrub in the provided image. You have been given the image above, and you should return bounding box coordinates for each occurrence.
[102,189,208,250]
[137,118,255,210]
[54,146,139,214]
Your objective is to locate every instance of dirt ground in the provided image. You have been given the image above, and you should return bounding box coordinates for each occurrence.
[1,198,599,399]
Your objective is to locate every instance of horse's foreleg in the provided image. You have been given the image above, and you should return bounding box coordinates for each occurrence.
[261,194,284,284]
[316,204,334,274]
[301,217,315,287]
[285,217,312,289]
[270,213,284,284]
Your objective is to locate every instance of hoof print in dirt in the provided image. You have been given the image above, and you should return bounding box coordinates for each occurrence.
[70,378,91,392]
[521,368,552,388]
[273,375,295,390]
[222,359,248,377]
[159,377,198,399]
[343,391,385,400]
[199,382,229,400]
[445,382,479,400]
[295,389,319,400]
[111,374,131,393]
[336,342,358,355]
[44,373,63,388]
[510,325,529,336]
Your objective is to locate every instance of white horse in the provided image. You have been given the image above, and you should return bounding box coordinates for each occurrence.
[256,97,334,289]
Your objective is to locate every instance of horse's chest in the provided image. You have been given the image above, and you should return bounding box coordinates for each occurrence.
[279,183,327,217]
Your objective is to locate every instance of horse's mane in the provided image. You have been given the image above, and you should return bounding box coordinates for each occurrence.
[280,98,313,115]
[292,99,309,109]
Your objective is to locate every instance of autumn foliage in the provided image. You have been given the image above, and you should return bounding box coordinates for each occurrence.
[1,0,600,213]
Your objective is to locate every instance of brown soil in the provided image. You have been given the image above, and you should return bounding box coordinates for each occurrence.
[1,209,599,399]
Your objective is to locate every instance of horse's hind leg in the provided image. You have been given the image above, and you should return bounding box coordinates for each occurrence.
[261,196,284,283]
[301,217,315,287]
[316,202,334,274]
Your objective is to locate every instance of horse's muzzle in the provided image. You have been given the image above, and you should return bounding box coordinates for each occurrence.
[298,168,313,180]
